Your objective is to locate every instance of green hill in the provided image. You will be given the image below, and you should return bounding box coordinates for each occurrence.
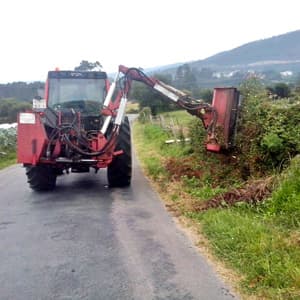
[154,30,300,88]
[196,30,300,71]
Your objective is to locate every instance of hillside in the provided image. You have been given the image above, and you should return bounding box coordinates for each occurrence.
[195,30,300,71]
[155,30,300,87]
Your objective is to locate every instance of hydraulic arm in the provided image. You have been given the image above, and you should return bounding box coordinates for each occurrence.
[102,65,240,152]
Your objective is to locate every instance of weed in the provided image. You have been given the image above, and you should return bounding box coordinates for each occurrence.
[191,209,300,299]
[144,156,167,180]
[262,155,300,229]
[0,152,16,170]
[171,194,179,202]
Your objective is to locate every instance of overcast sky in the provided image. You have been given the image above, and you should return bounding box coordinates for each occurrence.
[0,0,299,83]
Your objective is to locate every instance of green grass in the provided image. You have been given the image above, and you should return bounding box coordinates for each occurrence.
[182,175,226,200]
[262,156,300,229]
[161,110,195,127]
[134,121,190,155]
[133,116,300,300]
[188,156,300,299]
[189,208,300,299]
[0,152,16,170]
[190,157,300,299]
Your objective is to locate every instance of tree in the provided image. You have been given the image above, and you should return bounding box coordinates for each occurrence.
[0,99,31,123]
[193,88,213,103]
[74,60,103,71]
[198,67,213,79]
[239,77,265,97]
[174,64,196,90]
[273,83,291,98]
[130,73,176,114]
[0,82,44,102]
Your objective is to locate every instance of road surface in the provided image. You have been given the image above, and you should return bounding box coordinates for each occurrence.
[0,154,237,299]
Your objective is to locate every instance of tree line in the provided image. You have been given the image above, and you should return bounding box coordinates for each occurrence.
[0,81,44,102]
[0,60,299,122]
[129,63,300,114]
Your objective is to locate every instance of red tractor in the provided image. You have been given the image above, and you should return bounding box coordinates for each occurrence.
[17,66,239,191]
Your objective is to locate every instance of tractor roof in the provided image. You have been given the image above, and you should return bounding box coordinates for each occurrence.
[48,70,107,79]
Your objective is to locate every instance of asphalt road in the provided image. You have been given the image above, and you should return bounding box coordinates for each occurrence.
[0,154,237,299]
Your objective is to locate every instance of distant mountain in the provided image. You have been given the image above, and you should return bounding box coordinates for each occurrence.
[144,62,183,74]
[153,30,300,87]
[193,30,300,72]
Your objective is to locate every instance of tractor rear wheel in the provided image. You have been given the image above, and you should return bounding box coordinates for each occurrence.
[107,116,132,187]
[26,165,57,191]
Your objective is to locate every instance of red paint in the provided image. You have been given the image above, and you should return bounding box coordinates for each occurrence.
[17,113,48,165]
[212,87,239,148]
[206,143,221,153]
[105,79,110,93]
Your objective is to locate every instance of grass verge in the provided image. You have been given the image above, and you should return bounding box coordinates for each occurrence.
[0,152,16,170]
[133,115,300,300]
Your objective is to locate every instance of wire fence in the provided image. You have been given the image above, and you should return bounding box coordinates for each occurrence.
[147,114,190,144]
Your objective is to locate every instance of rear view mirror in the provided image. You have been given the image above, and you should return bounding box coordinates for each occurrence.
[33,96,46,110]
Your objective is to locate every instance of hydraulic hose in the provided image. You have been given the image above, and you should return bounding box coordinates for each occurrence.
[62,125,119,157]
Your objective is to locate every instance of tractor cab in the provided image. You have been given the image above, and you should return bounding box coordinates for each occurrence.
[46,71,108,115]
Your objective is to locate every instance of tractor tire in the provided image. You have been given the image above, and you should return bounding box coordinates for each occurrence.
[107,116,132,187]
[26,165,57,191]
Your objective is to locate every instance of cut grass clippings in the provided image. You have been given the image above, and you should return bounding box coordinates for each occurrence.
[193,177,274,212]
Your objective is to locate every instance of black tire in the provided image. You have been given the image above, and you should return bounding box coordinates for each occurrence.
[26,165,57,191]
[107,116,132,187]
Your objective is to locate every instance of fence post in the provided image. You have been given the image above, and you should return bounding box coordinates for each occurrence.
[170,117,178,142]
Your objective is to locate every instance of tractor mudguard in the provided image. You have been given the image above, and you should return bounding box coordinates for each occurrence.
[17,112,48,165]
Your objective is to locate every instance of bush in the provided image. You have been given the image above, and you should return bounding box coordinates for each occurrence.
[188,118,206,154]
[0,127,17,152]
[0,127,17,169]
[274,83,291,98]
[236,80,300,175]
[183,78,300,178]
[0,99,31,123]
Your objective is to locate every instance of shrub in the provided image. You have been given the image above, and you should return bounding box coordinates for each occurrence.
[0,127,17,152]
[188,118,206,154]
[236,80,300,175]
[0,127,17,168]
[274,83,291,98]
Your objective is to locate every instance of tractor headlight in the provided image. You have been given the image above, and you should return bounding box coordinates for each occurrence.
[19,113,36,124]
